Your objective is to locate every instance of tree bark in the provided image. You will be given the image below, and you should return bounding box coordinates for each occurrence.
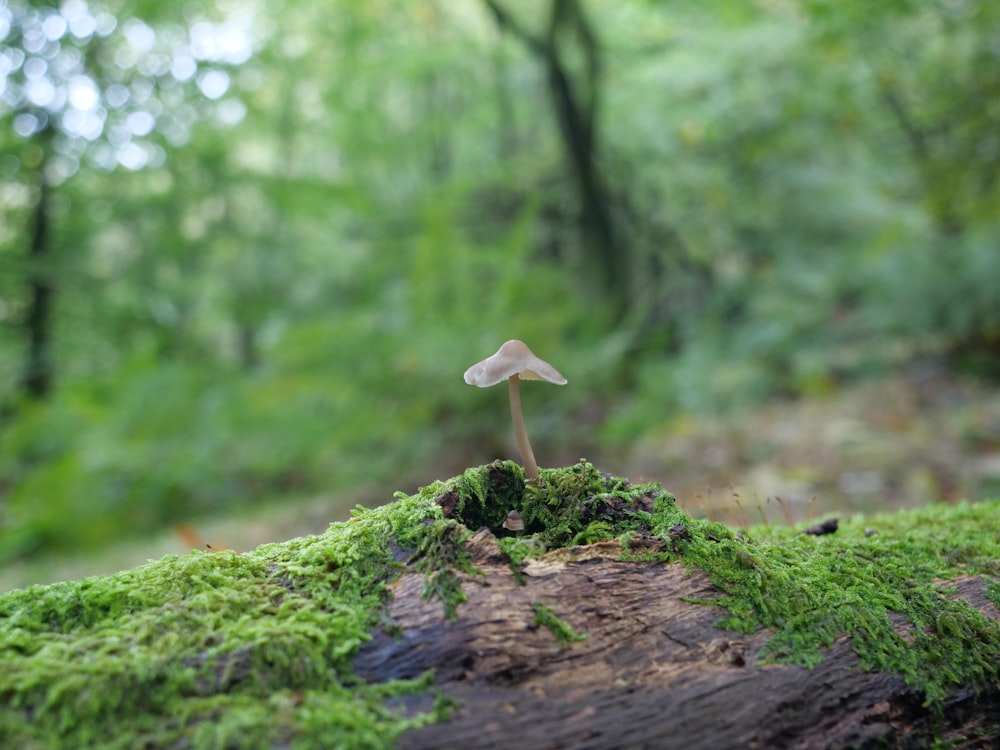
[355,531,1000,749]
[22,137,54,400]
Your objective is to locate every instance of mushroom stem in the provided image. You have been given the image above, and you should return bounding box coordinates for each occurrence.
[507,374,539,480]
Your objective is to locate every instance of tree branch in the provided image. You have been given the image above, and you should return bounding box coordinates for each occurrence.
[483,0,545,57]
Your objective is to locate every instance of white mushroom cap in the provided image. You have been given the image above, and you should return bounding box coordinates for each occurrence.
[463,340,567,387]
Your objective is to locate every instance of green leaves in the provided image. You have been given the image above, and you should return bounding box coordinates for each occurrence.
[2,0,1000,568]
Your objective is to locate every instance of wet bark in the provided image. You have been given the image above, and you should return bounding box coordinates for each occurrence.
[355,532,1000,750]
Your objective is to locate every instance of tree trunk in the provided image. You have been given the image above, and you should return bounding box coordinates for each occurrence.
[22,140,54,400]
[485,0,627,316]
[355,531,1000,749]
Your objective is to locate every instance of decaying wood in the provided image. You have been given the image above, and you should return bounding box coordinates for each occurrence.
[354,531,1000,750]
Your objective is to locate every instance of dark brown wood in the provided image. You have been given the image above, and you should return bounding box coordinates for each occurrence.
[354,531,1000,750]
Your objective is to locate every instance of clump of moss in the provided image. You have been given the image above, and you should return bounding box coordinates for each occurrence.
[431,459,667,575]
[2,461,998,747]
[653,501,1000,706]
[439,458,668,550]
[0,484,460,749]
[531,601,588,646]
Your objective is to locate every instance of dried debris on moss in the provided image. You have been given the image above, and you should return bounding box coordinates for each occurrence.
[1,459,999,748]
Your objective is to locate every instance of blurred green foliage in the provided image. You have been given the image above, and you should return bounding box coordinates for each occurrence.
[1,0,999,562]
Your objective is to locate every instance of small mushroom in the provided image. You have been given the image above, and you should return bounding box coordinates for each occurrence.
[463,339,567,479]
[502,509,524,531]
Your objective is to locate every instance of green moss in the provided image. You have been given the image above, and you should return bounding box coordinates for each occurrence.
[657,501,1000,706]
[530,602,588,646]
[410,518,481,620]
[524,459,665,548]
[988,579,1000,610]
[0,484,458,749]
[2,460,998,746]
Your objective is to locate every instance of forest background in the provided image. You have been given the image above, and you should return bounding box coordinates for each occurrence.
[2,0,1000,589]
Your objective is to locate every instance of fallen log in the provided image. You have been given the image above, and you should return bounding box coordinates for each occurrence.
[357,531,1000,749]
[1,460,998,749]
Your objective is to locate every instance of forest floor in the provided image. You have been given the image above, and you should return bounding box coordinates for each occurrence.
[3,368,999,592]
[620,366,1000,526]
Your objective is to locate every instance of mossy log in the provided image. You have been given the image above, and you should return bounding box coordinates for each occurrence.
[2,461,999,749]
[357,532,1000,749]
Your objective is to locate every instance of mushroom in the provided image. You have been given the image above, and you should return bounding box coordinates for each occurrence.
[463,339,567,479]
[502,509,525,531]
